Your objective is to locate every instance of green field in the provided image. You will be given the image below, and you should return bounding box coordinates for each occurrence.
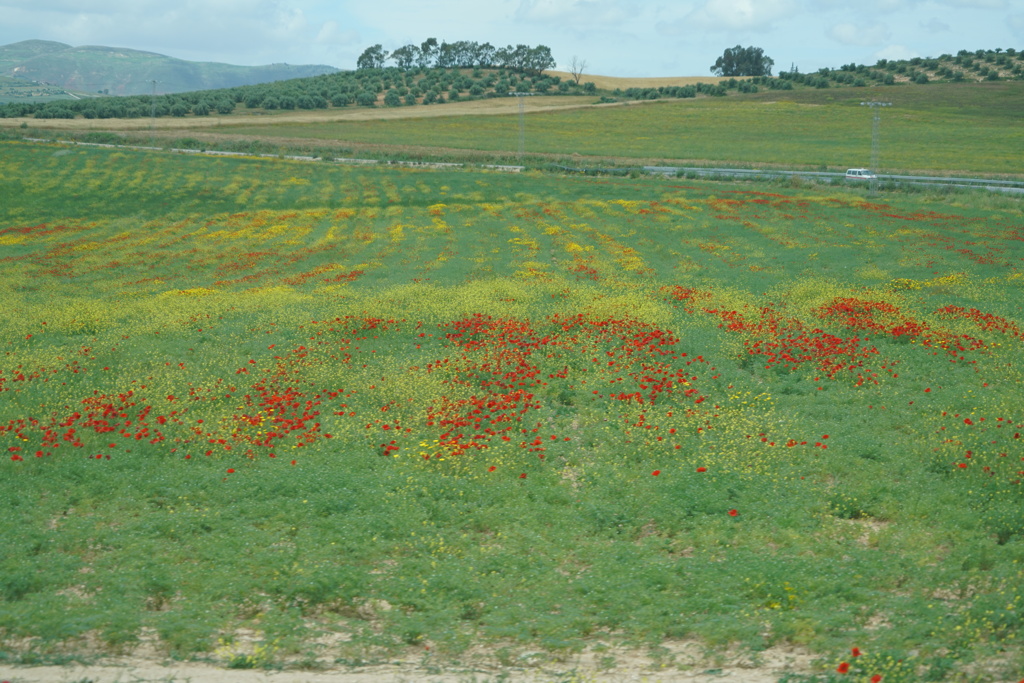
[201,83,1024,176]
[1,141,1023,681]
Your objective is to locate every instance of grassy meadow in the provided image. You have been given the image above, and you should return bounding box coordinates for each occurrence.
[181,82,1024,176]
[1,140,1024,681]
[6,81,1024,177]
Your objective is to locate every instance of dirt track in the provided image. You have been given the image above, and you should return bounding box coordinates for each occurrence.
[1,644,816,682]
[0,95,637,133]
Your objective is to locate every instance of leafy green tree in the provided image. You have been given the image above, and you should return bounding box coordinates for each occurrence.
[526,46,556,74]
[357,44,389,70]
[384,89,401,107]
[418,38,439,68]
[710,45,774,77]
[472,42,496,68]
[390,45,420,70]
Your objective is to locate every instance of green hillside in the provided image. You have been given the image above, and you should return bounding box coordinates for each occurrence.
[0,40,338,97]
[0,38,70,71]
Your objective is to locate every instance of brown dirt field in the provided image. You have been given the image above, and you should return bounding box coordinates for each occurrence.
[545,71,743,90]
[0,641,818,682]
[0,95,648,133]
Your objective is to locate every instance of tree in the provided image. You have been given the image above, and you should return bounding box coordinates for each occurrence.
[568,56,588,85]
[472,42,496,68]
[357,44,389,70]
[530,46,556,74]
[390,44,420,70]
[710,45,774,77]
[418,38,439,68]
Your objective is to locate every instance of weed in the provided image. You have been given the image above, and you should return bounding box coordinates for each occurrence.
[0,142,1021,678]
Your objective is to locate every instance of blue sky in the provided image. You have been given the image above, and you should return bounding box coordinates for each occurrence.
[2,0,1022,76]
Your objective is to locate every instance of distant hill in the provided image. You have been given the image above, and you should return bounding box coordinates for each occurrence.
[0,40,339,97]
[2,44,1022,118]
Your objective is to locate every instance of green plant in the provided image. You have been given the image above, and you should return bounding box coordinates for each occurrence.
[0,142,1021,678]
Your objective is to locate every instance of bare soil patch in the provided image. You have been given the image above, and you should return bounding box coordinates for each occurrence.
[1,641,817,682]
[545,71,741,90]
[0,96,622,133]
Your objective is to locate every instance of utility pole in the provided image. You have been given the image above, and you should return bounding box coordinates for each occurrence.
[860,100,891,193]
[513,92,532,160]
[149,80,158,147]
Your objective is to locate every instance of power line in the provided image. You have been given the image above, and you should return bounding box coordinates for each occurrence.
[150,80,158,146]
[860,100,892,192]
[513,92,533,159]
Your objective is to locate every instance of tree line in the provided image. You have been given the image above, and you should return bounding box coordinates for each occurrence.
[0,65,587,120]
[358,39,555,75]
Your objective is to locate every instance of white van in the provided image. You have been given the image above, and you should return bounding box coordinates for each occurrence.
[845,168,877,180]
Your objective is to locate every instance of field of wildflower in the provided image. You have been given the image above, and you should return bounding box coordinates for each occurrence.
[1,140,1023,680]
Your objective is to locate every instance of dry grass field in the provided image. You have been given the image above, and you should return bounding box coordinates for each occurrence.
[545,70,740,89]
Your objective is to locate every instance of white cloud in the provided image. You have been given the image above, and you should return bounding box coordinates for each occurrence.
[514,0,637,24]
[685,0,799,32]
[938,0,1006,7]
[828,21,891,46]
[873,44,919,61]
[0,0,1016,77]
[920,17,950,33]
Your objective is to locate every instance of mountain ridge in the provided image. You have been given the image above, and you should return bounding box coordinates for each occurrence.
[0,40,339,96]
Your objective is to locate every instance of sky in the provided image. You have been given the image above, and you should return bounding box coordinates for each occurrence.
[2,0,1022,77]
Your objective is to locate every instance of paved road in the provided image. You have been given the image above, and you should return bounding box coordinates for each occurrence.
[643,166,1024,194]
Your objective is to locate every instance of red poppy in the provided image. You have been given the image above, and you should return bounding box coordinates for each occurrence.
[871,676,882,683]
[837,661,850,673]
[652,470,661,476]
[697,466,707,472]
[519,473,527,479]
[226,468,235,473]
[851,647,861,657]
[728,509,738,517]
